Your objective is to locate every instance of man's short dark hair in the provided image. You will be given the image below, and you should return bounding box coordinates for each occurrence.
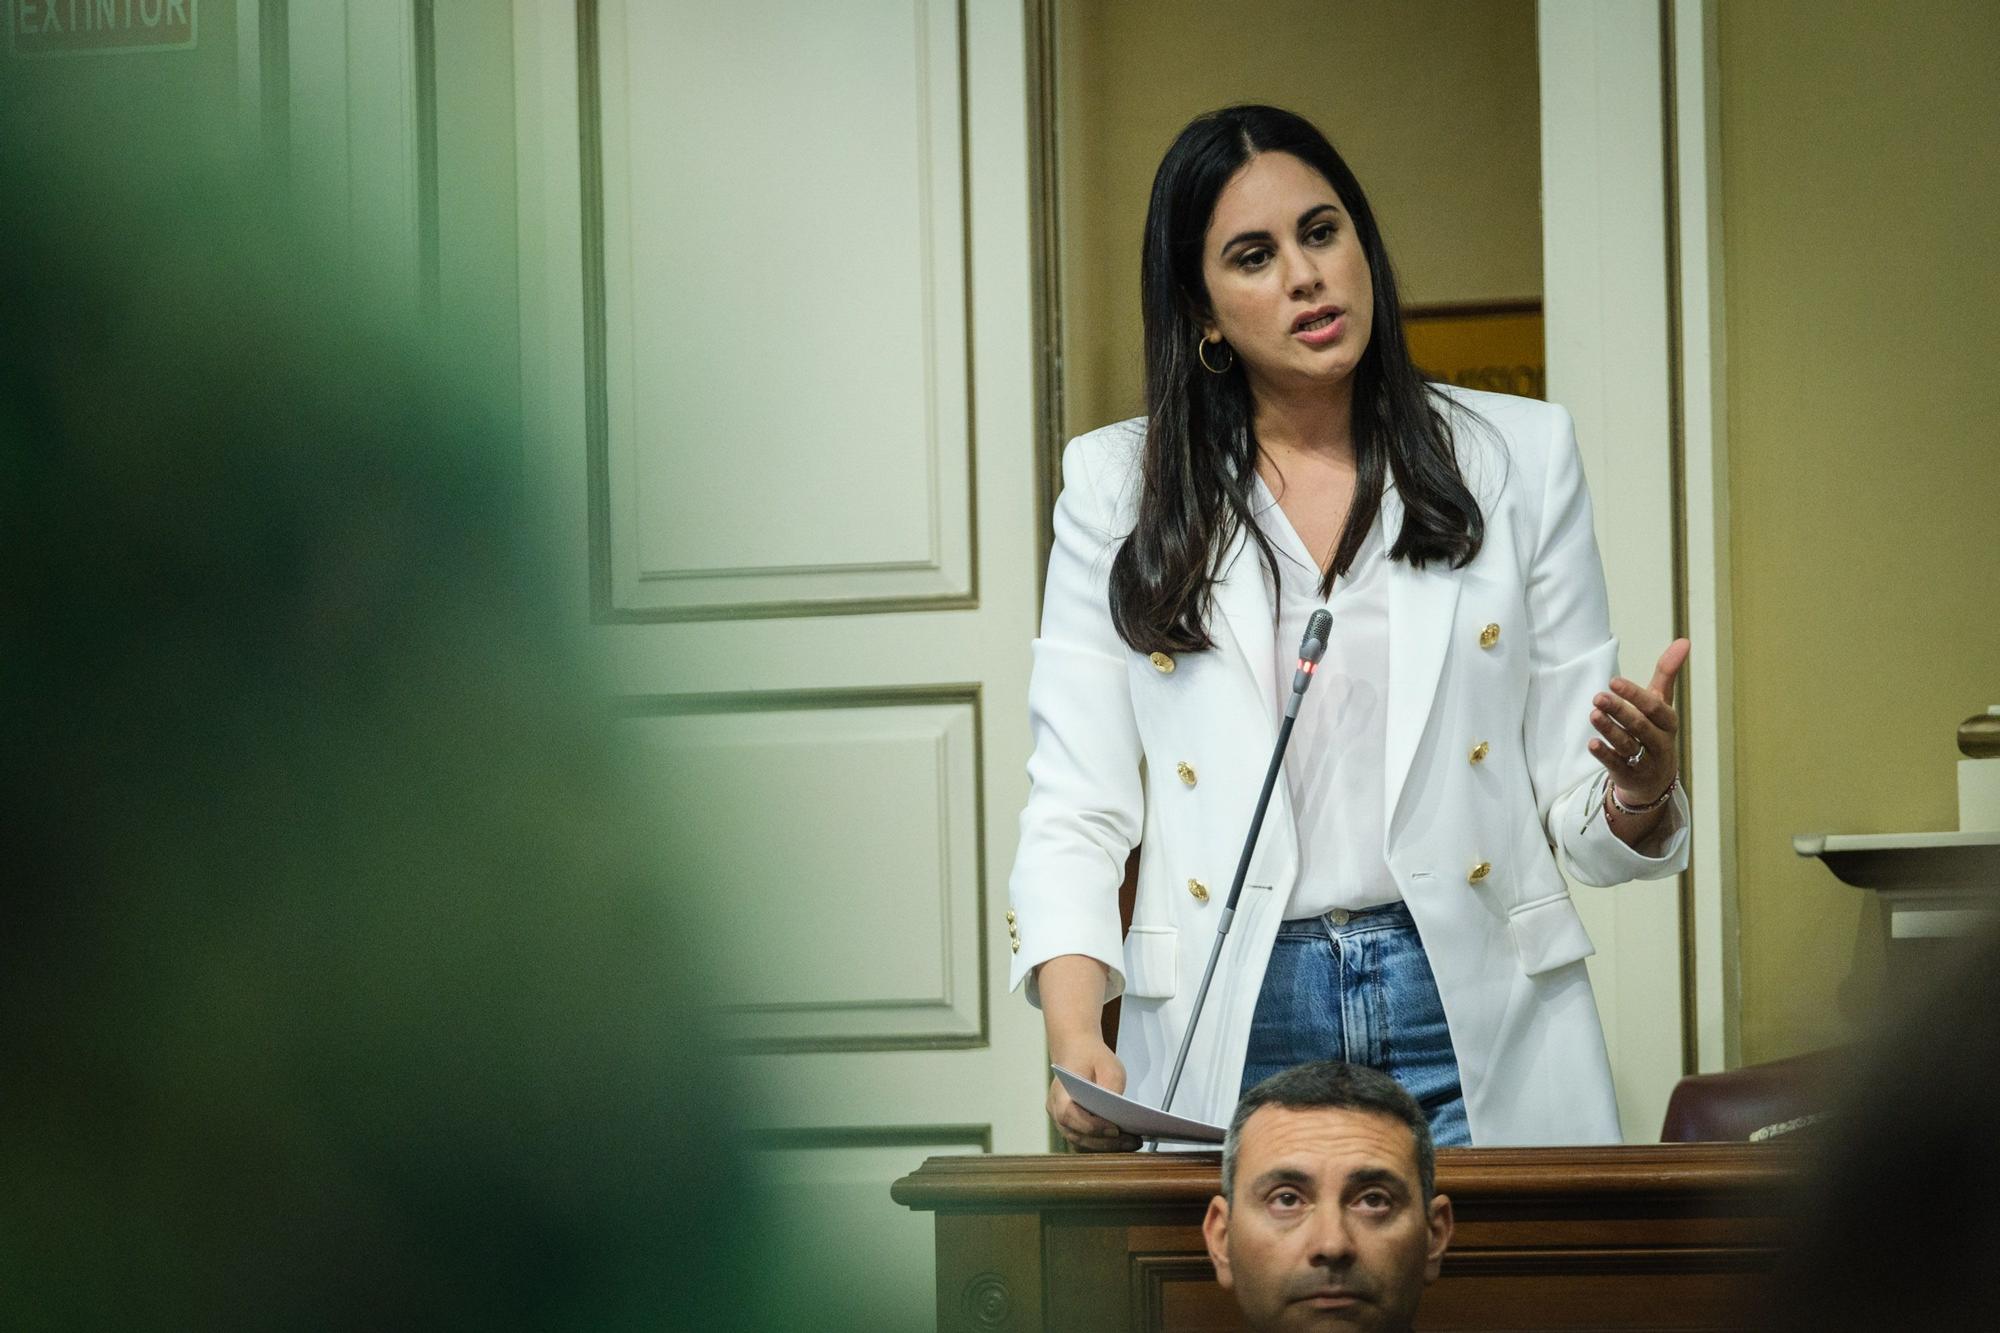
[1222,1061,1436,1202]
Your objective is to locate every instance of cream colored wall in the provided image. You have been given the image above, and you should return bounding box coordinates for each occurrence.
[1719,0,2000,1063]
[1056,0,1541,436]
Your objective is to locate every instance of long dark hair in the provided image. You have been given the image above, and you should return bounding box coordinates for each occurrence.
[1109,105,1485,653]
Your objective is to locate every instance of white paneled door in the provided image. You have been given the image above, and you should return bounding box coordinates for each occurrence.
[514,2,1049,1324]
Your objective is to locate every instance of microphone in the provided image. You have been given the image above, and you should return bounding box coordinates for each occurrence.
[1287,607,1333,718]
[1159,608,1333,1118]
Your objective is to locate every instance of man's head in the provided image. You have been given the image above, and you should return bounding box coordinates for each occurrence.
[1203,1062,1453,1332]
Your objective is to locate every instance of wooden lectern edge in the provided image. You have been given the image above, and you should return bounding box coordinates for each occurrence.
[890,1143,1804,1212]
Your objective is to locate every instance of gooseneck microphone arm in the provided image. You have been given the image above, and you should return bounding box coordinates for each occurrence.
[1159,608,1332,1117]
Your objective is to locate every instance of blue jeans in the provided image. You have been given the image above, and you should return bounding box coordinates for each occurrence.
[1240,903,1472,1147]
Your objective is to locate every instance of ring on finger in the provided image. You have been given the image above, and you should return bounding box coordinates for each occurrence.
[1626,742,1646,767]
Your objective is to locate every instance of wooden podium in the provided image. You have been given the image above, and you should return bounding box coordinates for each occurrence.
[893,1144,1798,1331]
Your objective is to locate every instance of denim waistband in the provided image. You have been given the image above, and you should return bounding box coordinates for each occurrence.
[1276,901,1413,938]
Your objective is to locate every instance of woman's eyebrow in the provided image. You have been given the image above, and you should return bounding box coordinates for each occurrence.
[1298,202,1341,228]
[1219,227,1276,254]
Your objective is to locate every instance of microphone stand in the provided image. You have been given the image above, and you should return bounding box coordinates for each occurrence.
[1159,610,1330,1118]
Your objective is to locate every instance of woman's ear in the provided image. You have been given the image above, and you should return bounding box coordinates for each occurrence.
[1177,289,1216,343]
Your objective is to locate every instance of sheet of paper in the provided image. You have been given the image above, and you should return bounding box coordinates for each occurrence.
[1052,1064,1226,1144]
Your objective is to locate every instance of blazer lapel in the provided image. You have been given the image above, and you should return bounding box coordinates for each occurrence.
[1382,482,1460,832]
[1209,520,1280,733]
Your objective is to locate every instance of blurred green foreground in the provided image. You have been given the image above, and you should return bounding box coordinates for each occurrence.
[0,117,775,1329]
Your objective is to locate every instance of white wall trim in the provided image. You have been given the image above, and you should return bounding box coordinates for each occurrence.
[286,0,424,310]
[1539,0,1689,1139]
[236,0,262,153]
[1670,0,1739,1073]
[510,0,590,623]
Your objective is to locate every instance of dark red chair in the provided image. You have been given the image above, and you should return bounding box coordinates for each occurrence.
[1659,1047,1850,1142]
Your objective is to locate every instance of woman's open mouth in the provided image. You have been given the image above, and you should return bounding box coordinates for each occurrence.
[1292,306,1347,346]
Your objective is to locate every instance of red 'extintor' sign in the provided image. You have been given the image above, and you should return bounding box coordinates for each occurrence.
[9,0,197,57]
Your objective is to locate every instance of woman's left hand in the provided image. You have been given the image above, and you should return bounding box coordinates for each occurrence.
[1587,638,1689,804]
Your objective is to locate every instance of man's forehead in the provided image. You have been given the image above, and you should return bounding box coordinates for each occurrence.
[1239,1104,1419,1182]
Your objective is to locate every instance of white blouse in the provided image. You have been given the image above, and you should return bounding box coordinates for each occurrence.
[1250,472,1401,915]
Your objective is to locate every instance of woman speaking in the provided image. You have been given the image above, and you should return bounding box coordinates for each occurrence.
[1008,106,1690,1149]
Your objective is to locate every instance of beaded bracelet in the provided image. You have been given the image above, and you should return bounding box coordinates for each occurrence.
[1607,775,1680,817]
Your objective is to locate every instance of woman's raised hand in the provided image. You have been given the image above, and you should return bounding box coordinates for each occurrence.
[1587,637,1689,805]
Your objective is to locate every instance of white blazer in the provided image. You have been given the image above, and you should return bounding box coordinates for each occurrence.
[1007,385,1689,1145]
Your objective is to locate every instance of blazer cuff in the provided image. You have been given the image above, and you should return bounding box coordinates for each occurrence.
[1553,775,1691,885]
[1011,923,1127,1010]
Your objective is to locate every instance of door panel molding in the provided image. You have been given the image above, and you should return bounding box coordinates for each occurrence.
[621,684,990,1052]
[578,0,980,622]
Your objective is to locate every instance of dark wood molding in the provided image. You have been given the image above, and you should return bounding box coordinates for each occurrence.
[893,1142,1797,1212]
[1024,0,1064,589]
[1403,298,1545,321]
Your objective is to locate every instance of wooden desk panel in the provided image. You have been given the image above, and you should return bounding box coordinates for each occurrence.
[893,1145,1799,1332]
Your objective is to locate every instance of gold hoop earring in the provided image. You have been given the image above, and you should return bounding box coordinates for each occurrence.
[1197,336,1234,375]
